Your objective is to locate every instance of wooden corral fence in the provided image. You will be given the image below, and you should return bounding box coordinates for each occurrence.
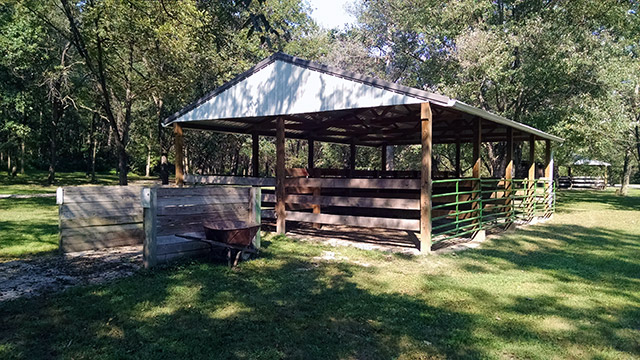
[57,186,144,252]
[183,173,555,246]
[263,177,421,230]
[142,186,261,268]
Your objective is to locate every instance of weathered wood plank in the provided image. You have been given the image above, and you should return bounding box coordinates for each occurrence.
[61,235,142,252]
[276,117,286,234]
[63,186,142,197]
[156,186,250,198]
[420,102,433,252]
[61,223,143,237]
[175,124,184,186]
[62,229,144,246]
[143,187,158,268]
[156,212,249,236]
[249,187,261,248]
[157,202,248,217]
[63,191,140,204]
[60,202,142,219]
[284,178,420,190]
[60,214,143,229]
[157,237,210,256]
[284,194,420,210]
[184,174,275,186]
[285,211,419,231]
[157,195,249,208]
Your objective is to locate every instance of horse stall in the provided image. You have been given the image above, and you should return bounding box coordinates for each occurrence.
[163,53,563,253]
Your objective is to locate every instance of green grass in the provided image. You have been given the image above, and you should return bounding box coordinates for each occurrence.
[0,197,59,259]
[0,170,155,195]
[0,189,638,359]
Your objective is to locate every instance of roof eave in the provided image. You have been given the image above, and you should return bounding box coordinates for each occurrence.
[447,101,565,143]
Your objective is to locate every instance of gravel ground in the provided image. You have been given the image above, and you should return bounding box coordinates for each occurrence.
[0,245,142,302]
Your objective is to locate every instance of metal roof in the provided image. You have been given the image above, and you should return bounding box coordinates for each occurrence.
[165,52,564,144]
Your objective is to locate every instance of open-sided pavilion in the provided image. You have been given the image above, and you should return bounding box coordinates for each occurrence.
[164,52,563,252]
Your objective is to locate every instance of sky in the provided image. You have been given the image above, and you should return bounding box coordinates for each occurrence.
[306,0,357,29]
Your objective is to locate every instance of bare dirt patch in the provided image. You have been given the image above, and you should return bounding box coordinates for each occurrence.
[0,245,142,302]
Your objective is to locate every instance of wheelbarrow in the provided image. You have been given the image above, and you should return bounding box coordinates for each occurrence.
[176,221,260,267]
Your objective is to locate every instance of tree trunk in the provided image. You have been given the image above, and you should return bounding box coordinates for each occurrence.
[116,139,128,185]
[635,123,640,164]
[620,148,631,196]
[47,118,57,185]
[145,145,151,177]
[20,139,25,175]
[7,152,11,176]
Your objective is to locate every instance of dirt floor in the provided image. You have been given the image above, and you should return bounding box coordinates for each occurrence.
[0,245,142,302]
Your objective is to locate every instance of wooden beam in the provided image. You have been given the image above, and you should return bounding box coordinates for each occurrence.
[544,139,553,214]
[472,118,482,228]
[529,134,536,180]
[252,133,259,177]
[312,186,321,229]
[420,102,432,252]
[544,139,552,178]
[142,188,157,269]
[283,193,420,210]
[284,211,419,231]
[184,174,275,186]
[174,124,184,187]
[276,117,286,234]
[308,139,314,170]
[284,177,420,190]
[505,127,514,220]
[249,187,261,249]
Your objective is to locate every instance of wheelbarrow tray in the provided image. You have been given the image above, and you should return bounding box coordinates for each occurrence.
[203,221,260,247]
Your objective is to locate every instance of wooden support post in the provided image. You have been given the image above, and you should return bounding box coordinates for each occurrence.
[276,117,286,234]
[472,118,482,229]
[544,139,553,215]
[174,124,184,187]
[249,187,262,248]
[142,187,157,269]
[455,137,462,178]
[252,133,259,177]
[312,186,321,229]
[420,102,432,253]
[307,139,314,171]
[529,134,536,179]
[505,128,514,223]
[528,134,536,218]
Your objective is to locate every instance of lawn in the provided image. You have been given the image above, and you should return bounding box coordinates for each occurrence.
[0,189,638,359]
[0,197,58,259]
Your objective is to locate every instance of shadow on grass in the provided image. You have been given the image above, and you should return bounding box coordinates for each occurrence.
[0,255,484,359]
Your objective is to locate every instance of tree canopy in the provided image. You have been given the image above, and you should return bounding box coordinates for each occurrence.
[0,0,638,189]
